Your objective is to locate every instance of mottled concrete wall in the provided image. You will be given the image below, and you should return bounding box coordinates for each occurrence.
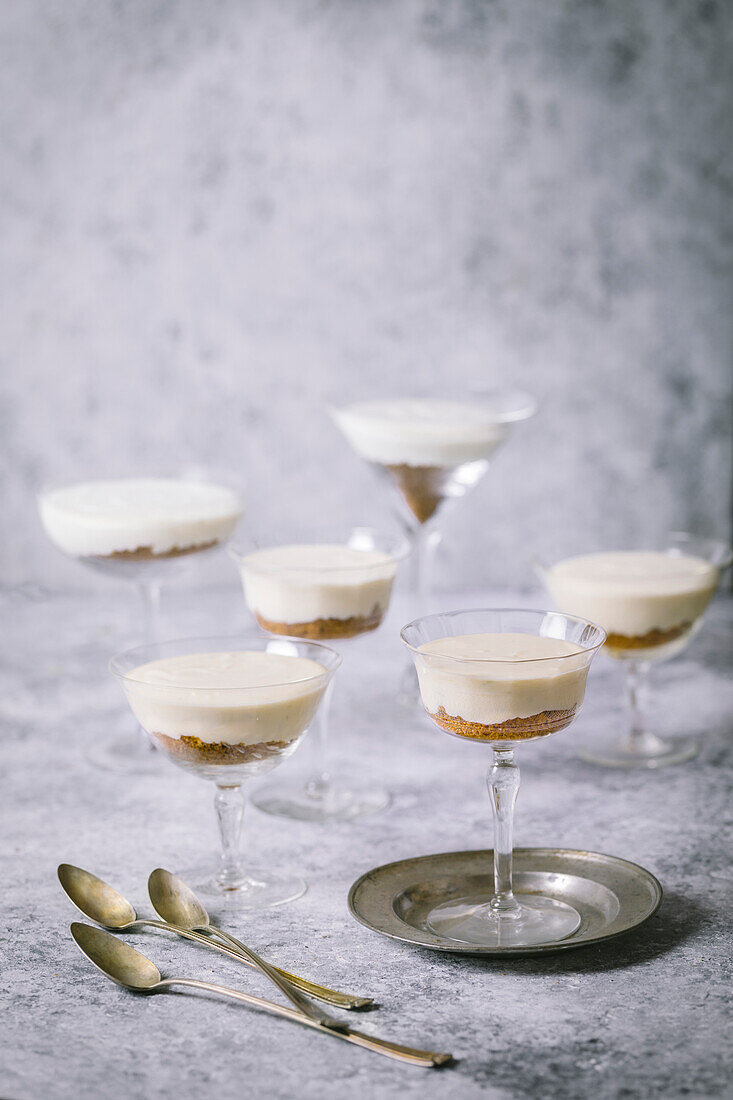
[2,0,731,590]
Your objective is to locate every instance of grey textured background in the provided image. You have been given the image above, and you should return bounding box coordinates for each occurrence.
[2,0,732,592]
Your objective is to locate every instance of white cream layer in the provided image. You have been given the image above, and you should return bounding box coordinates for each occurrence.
[546,551,718,637]
[415,633,589,726]
[39,478,243,557]
[239,544,398,624]
[330,399,508,467]
[123,651,328,745]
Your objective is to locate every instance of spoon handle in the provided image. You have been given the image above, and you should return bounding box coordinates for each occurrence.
[203,927,374,1011]
[139,921,372,1011]
[159,978,451,1067]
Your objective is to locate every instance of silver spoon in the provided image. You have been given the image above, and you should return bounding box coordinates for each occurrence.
[70,923,452,1068]
[148,867,368,1014]
[58,864,371,1011]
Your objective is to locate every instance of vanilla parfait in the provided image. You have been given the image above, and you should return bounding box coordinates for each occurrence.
[545,550,719,660]
[230,528,409,822]
[330,397,534,527]
[415,633,591,742]
[123,651,329,778]
[38,476,243,776]
[539,535,732,769]
[237,544,399,639]
[402,609,605,949]
[39,477,242,567]
[330,392,536,707]
[111,635,340,909]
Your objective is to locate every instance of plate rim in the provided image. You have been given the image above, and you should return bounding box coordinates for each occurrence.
[347,846,663,957]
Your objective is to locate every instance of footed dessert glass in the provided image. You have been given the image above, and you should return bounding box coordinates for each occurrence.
[330,390,536,704]
[38,475,243,774]
[111,633,340,909]
[401,609,605,948]
[538,533,732,768]
[230,526,409,821]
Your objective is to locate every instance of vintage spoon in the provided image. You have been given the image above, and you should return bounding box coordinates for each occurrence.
[147,868,374,1012]
[58,864,371,1011]
[70,923,451,1068]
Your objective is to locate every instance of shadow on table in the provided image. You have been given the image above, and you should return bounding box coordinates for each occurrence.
[414,891,705,976]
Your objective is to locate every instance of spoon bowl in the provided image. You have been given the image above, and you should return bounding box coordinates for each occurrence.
[148,868,210,930]
[71,922,160,990]
[59,864,137,928]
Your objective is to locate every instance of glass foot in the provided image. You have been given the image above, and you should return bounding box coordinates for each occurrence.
[183,864,307,911]
[427,893,581,948]
[580,731,698,769]
[252,775,390,822]
[86,730,163,776]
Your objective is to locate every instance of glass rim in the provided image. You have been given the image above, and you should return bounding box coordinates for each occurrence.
[328,387,538,425]
[109,633,342,689]
[400,608,607,664]
[229,531,411,575]
[37,473,244,503]
[536,532,733,576]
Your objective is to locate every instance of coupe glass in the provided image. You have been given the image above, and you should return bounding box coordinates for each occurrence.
[111,633,340,909]
[38,474,243,774]
[330,389,536,703]
[537,533,732,768]
[230,526,409,821]
[401,609,605,948]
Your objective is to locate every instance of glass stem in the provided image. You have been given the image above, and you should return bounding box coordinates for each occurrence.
[214,784,246,889]
[305,679,335,801]
[409,523,443,615]
[140,580,162,641]
[626,660,650,747]
[487,748,521,915]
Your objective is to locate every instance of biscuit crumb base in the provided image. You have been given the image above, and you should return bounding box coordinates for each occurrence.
[429,705,577,741]
[151,731,291,765]
[255,608,383,640]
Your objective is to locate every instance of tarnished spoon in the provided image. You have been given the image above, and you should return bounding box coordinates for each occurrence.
[147,868,373,1012]
[70,923,451,1068]
[58,864,371,1011]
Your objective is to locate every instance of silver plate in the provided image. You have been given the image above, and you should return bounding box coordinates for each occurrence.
[347,848,663,957]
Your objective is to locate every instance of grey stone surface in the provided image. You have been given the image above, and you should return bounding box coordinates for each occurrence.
[2,0,732,592]
[1,580,731,1099]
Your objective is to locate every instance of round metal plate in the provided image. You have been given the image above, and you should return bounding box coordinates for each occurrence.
[347,848,663,957]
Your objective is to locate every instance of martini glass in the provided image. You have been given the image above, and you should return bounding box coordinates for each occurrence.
[111,633,341,909]
[230,526,409,821]
[401,608,605,948]
[38,474,243,774]
[330,390,536,703]
[537,533,732,768]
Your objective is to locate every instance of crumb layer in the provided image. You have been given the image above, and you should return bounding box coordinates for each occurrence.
[151,731,291,765]
[386,464,446,524]
[429,705,577,741]
[605,621,691,651]
[92,539,219,561]
[255,608,383,639]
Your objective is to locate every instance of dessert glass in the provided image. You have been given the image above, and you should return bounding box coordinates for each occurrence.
[38,475,243,774]
[538,533,732,768]
[401,609,605,948]
[111,634,341,909]
[230,526,409,821]
[329,390,536,703]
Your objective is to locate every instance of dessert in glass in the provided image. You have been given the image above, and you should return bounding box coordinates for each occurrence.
[111,634,341,908]
[330,392,536,702]
[539,533,732,768]
[38,476,243,773]
[230,527,409,821]
[401,609,605,948]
